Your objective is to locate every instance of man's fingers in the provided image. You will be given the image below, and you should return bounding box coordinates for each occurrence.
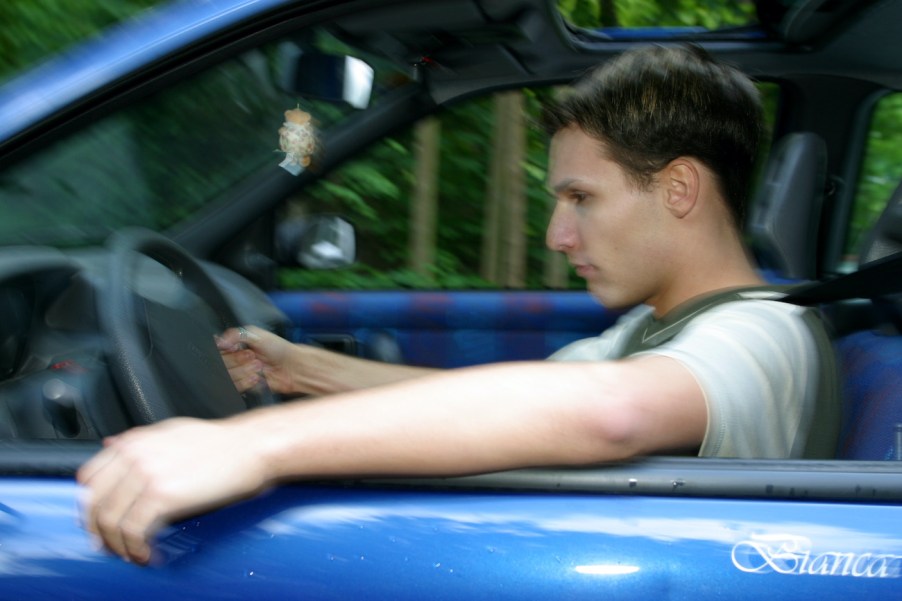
[217,326,265,352]
[80,446,140,550]
[119,500,165,565]
[78,433,164,564]
[220,351,264,392]
[220,347,255,369]
[77,446,115,488]
[93,478,147,561]
[215,328,245,352]
[78,418,264,565]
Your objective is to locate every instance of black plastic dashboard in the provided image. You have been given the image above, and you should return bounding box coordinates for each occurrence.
[0,245,287,441]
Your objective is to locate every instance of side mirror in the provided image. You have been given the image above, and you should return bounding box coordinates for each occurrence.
[281,45,374,109]
[277,215,356,269]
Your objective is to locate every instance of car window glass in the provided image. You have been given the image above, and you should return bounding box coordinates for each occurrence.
[279,83,779,292]
[278,88,573,292]
[0,31,394,248]
[847,92,902,264]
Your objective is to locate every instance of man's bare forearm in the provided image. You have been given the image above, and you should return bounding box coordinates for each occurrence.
[232,360,653,483]
[289,344,439,395]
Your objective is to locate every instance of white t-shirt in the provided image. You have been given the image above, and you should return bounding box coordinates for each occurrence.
[549,295,833,458]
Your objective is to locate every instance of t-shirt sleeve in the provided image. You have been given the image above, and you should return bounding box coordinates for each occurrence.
[637,300,822,458]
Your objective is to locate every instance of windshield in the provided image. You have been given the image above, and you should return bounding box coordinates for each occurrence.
[0,29,399,248]
[557,0,759,32]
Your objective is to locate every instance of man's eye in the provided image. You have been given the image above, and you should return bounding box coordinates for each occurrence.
[571,192,588,204]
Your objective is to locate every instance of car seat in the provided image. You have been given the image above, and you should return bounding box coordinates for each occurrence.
[834,180,902,460]
[748,132,828,281]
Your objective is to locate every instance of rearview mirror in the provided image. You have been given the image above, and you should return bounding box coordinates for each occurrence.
[281,46,374,110]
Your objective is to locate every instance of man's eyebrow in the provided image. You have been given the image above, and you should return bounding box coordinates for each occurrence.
[548,178,581,195]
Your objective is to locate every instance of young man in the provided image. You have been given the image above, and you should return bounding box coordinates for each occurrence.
[78,45,839,565]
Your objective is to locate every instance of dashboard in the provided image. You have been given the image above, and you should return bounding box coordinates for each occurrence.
[0,245,287,441]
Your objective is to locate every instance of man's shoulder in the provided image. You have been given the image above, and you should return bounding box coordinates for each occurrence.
[694,292,810,323]
[680,294,817,343]
[681,284,811,325]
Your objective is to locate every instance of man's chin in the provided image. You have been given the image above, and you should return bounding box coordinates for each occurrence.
[586,285,639,311]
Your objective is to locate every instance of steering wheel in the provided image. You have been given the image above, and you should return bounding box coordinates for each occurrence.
[98,228,275,425]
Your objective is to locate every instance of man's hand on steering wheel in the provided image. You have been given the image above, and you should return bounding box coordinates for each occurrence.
[217,326,302,395]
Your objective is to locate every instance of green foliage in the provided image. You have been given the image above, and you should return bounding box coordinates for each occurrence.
[295,124,414,272]
[0,0,165,81]
[557,0,602,26]
[849,93,902,257]
[287,86,579,291]
[558,0,756,28]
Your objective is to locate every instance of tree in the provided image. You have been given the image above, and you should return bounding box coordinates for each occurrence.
[481,91,528,288]
[409,118,441,278]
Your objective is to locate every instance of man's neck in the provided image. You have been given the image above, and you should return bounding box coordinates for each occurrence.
[649,252,765,319]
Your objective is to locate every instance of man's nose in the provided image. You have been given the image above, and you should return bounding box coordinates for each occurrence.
[546,205,577,251]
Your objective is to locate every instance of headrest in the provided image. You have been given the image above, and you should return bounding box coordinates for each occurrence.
[748,132,827,280]
[858,179,902,265]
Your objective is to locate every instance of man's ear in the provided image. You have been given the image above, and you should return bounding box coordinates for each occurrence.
[662,158,700,219]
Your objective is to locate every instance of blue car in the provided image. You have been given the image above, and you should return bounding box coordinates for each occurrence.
[1,0,902,598]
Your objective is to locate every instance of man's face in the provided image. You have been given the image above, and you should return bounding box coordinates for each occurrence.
[546,126,673,310]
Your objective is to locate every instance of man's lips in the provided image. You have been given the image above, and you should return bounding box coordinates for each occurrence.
[573,264,596,277]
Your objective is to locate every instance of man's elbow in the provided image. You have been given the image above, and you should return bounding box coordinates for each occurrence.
[573,357,707,461]
[572,389,650,462]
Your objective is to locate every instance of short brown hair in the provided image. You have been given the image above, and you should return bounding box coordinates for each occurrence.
[542,45,763,227]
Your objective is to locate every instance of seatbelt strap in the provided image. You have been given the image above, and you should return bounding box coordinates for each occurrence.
[779,251,902,306]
